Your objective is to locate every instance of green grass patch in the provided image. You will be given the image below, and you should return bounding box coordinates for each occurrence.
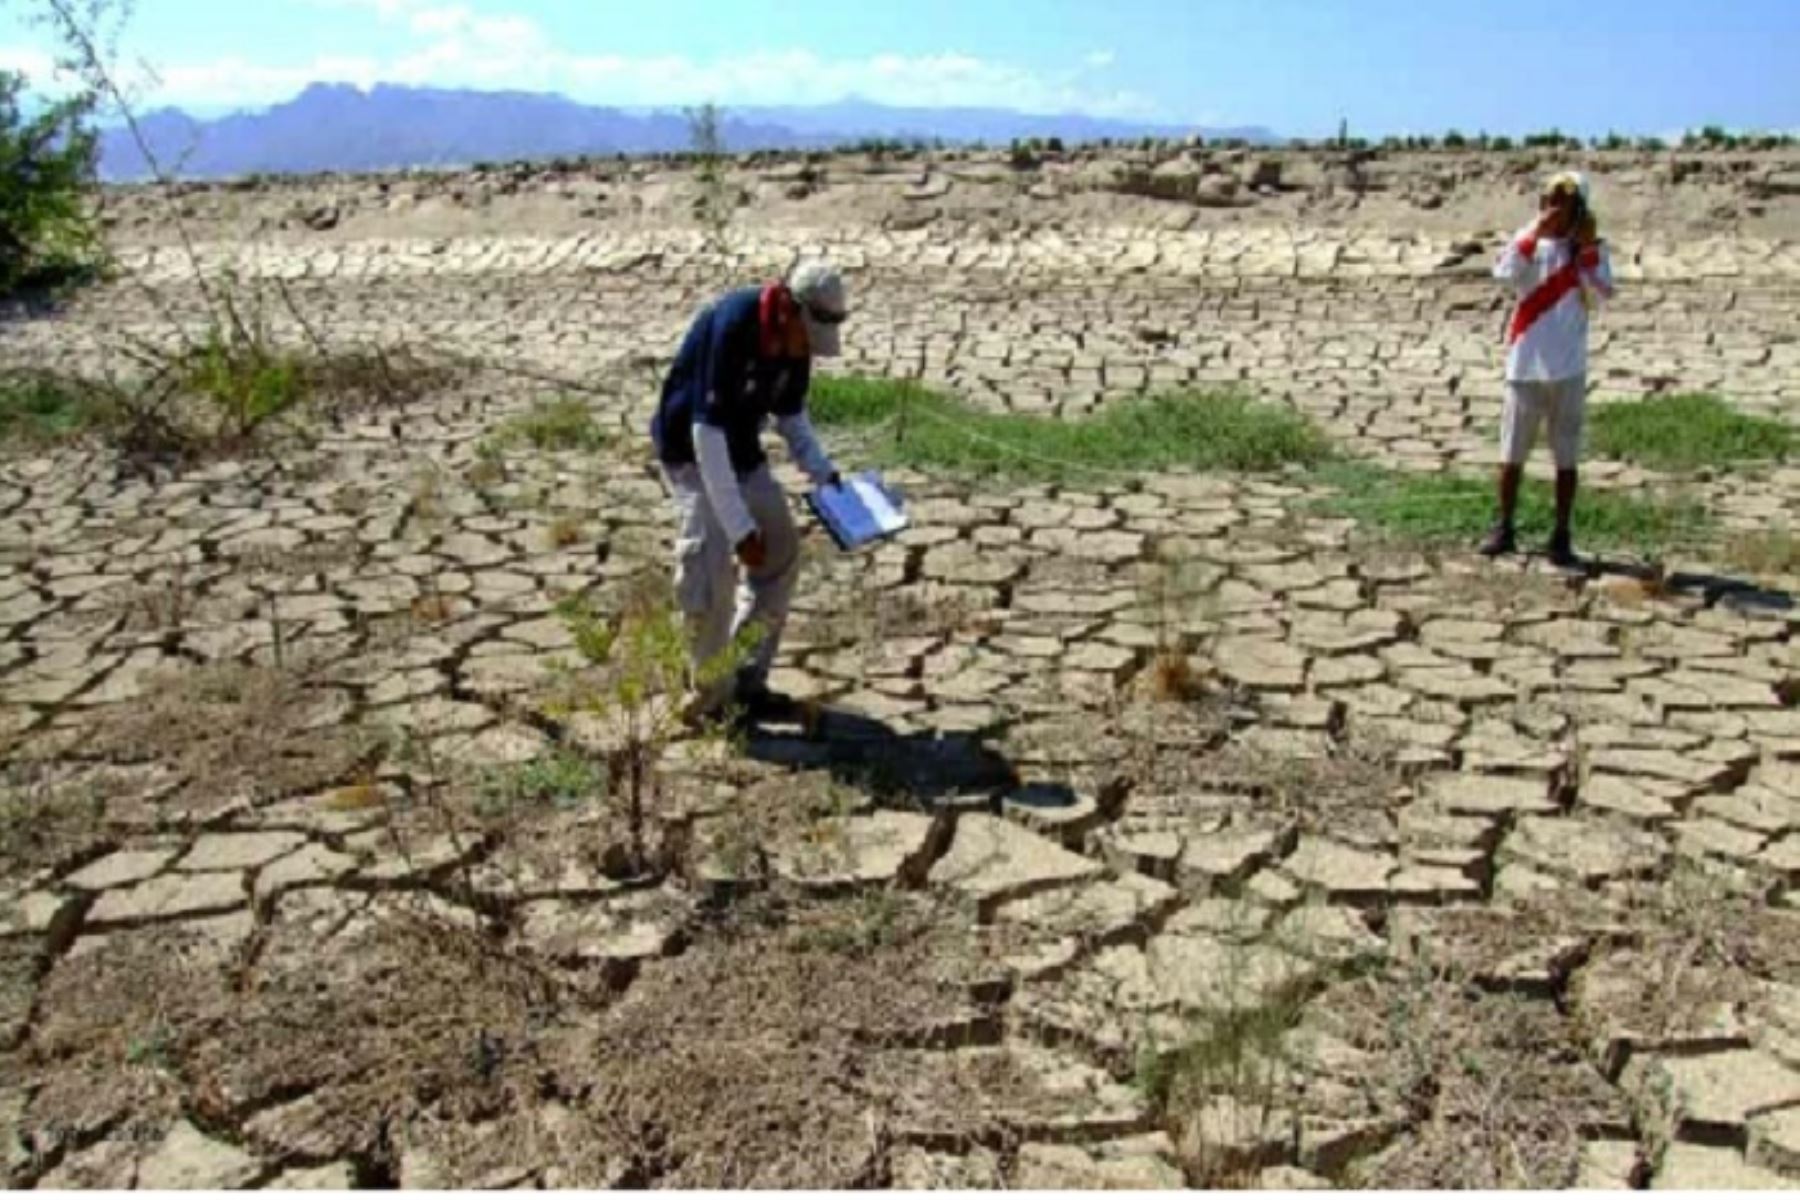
[0,371,101,443]
[1316,463,1713,557]
[1588,393,1794,471]
[484,395,612,454]
[809,375,1334,481]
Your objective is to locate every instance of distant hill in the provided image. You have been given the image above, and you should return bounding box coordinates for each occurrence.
[98,83,1276,180]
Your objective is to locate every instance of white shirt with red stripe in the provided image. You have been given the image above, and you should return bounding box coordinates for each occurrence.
[1495,224,1615,383]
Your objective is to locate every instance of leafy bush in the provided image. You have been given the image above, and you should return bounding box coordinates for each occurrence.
[1,70,103,297]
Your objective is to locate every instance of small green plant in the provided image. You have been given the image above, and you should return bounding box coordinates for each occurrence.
[467,437,508,486]
[125,1022,175,1069]
[543,580,758,876]
[809,376,1334,481]
[476,749,606,817]
[1587,393,1794,471]
[483,396,611,455]
[1315,463,1712,560]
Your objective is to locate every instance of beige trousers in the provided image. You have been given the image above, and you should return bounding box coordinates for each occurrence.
[662,462,801,710]
[1500,376,1587,470]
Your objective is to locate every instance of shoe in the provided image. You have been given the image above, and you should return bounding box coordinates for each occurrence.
[678,692,726,730]
[1478,523,1517,557]
[1545,529,1578,569]
[734,682,801,724]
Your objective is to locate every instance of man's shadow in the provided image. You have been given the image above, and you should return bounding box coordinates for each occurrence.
[1576,556,1796,614]
[739,703,1082,814]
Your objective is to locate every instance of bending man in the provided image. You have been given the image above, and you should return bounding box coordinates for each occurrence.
[651,260,849,723]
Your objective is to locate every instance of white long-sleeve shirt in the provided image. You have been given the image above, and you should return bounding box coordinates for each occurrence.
[694,414,838,545]
[1494,224,1615,383]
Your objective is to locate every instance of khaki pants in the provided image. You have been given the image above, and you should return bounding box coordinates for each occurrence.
[662,462,801,712]
[1500,376,1586,470]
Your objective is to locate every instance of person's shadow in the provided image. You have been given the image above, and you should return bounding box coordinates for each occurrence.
[1576,555,1796,614]
[739,704,1083,815]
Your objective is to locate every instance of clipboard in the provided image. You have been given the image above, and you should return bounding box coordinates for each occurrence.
[806,471,909,551]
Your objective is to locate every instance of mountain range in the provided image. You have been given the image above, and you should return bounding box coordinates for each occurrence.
[98,83,1276,180]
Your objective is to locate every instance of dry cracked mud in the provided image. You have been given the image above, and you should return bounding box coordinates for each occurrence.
[4,143,1800,1189]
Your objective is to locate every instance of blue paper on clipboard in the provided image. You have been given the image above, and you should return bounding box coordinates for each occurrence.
[807,472,909,551]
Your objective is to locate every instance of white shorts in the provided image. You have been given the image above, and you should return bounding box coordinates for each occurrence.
[1500,377,1586,470]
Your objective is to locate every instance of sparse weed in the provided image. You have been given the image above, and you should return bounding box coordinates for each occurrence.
[482,395,611,455]
[0,754,108,878]
[545,512,589,549]
[124,1022,175,1070]
[1139,934,1314,1188]
[1723,524,1800,579]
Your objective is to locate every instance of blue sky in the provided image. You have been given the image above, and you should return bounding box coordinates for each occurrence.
[2,0,1795,136]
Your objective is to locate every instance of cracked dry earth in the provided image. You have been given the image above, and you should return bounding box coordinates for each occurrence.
[5,150,1800,1189]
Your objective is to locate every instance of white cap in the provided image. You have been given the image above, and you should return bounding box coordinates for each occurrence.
[788,260,848,358]
[1544,170,1590,204]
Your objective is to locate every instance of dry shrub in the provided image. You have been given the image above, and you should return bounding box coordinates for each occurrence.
[1580,864,1800,1055]
[1127,727,1405,847]
[802,578,981,650]
[0,753,110,879]
[1146,646,1205,702]
[576,891,1021,1188]
[1317,964,1619,1189]
[81,659,383,820]
[175,894,580,1166]
[14,922,242,1168]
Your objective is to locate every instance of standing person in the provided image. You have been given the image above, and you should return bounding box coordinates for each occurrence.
[1481,170,1615,567]
[651,260,850,723]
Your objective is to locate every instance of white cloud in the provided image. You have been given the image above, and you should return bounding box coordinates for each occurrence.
[26,1,1164,118]
[0,44,58,80]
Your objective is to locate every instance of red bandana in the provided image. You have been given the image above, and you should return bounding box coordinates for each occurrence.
[758,281,796,359]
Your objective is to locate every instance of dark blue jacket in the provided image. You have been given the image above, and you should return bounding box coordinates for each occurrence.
[651,287,812,474]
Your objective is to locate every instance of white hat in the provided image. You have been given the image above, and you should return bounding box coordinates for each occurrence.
[788,260,848,358]
[1544,170,1590,204]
